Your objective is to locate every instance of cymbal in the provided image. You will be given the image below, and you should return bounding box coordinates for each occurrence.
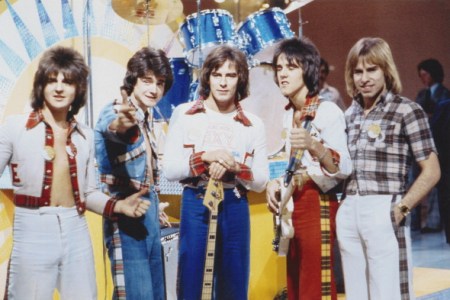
[284,0,314,14]
[112,0,184,26]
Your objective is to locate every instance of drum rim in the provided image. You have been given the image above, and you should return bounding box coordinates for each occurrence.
[182,41,240,68]
[239,6,286,25]
[181,8,235,24]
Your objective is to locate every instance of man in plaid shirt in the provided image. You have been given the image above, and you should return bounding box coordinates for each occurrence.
[336,37,441,300]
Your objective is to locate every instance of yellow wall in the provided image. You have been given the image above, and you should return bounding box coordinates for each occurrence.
[0,190,286,299]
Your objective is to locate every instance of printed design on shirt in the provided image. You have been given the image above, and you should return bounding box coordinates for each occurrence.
[10,163,21,186]
[202,122,234,152]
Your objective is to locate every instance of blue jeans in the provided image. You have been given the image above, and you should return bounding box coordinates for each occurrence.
[178,187,250,300]
[104,188,164,300]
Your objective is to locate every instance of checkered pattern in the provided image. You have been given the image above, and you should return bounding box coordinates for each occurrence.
[319,194,332,299]
[345,93,436,195]
[390,195,410,300]
[110,221,126,300]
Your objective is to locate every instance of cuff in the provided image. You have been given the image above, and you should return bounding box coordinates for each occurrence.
[190,151,208,176]
[103,197,119,221]
[236,163,254,181]
[320,148,341,176]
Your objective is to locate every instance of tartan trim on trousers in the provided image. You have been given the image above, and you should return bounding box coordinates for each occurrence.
[110,221,126,300]
[319,194,332,299]
[390,195,410,300]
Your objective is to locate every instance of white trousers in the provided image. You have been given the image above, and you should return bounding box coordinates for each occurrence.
[7,206,96,300]
[336,194,415,300]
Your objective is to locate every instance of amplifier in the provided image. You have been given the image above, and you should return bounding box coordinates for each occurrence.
[161,224,180,300]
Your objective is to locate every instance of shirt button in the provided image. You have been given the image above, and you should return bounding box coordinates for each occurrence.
[44,202,49,205]
[46,169,51,173]
[74,191,79,195]
[71,173,77,177]
[44,185,49,189]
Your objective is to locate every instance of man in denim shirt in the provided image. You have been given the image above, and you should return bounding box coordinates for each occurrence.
[95,47,173,300]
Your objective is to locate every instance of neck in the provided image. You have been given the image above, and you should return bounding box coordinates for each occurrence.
[290,87,309,110]
[42,107,69,128]
[204,97,236,114]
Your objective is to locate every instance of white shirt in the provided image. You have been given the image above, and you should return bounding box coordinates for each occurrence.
[163,102,269,193]
[282,101,352,192]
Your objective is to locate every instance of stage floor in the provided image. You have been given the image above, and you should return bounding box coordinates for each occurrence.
[339,230,450,299]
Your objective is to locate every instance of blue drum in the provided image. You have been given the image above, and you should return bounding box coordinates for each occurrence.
[154,57,192,121]
[238,8,294,64]
[179,9,238,68]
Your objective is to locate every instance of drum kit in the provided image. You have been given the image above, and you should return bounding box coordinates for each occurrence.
[112,0,313,158]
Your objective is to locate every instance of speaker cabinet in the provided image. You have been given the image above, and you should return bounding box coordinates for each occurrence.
[161,224,180,300]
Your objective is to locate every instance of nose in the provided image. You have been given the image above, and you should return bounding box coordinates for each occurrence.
[219,76,227,86]
[360,71,370,82]
[55,81,64,92]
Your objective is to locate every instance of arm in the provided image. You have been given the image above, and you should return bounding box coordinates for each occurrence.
[163,105,194,181]
[395,152,440,224]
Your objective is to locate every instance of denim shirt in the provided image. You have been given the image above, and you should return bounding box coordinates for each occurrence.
[95,101,155,197]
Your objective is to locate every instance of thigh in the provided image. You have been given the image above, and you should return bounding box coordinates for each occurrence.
[215,191,250,300]
[7,208,61,300]
[178,188,209,300]
[58,215,96,300]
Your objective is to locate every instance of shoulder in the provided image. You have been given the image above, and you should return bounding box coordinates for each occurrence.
[315,101,344,127]
[242,110,264,128]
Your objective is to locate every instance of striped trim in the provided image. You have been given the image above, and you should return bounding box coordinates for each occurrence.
[110,221,127,299]
[390,195,410,300]
[319,194,332,300]
[115,143,146,164]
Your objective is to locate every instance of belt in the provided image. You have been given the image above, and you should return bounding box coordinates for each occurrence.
[14,194,86,213]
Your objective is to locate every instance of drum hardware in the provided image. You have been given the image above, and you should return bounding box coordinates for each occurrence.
[283,0,314,14]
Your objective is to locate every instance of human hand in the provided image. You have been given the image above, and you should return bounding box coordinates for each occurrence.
[110,89,138,134]
[208,161,228,180]
[266,180,281,214]
[289,127,314,151]
[159,202,171,227]
[115,189,150,218]
[202,150,238,172]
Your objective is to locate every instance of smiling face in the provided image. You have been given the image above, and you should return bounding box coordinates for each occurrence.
[353,58,387,103]
[43,72,76,114]
[131,71,166,111]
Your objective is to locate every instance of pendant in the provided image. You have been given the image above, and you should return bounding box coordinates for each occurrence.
[367,123,381,139]
[42,145,56,161]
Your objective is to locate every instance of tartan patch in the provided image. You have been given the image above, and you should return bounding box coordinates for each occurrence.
[319,194,332,300]
[390,195,411,300]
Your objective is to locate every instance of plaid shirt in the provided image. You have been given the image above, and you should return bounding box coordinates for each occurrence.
[345,92,437,195]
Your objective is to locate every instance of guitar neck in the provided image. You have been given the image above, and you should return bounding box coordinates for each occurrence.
[201,211,219,300]
[201,179,224,300]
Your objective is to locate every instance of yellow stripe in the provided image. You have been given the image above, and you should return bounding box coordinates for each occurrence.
[320,195,331,300]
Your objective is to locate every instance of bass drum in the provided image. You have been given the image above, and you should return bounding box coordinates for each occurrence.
[154,57,192,122]
[238,7,294,64]
[241,63,288,179]
[179,9,239,68]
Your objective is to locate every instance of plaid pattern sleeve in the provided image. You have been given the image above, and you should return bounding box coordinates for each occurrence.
[236,163,254,181]
[189,151,208,176]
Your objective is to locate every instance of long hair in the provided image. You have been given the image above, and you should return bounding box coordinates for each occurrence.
[121,47,173,96]
[31,46,89,119]
[417,58,444,83]
[345,37,402,98]
[198,45,249,101]
[272,37,321,97]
